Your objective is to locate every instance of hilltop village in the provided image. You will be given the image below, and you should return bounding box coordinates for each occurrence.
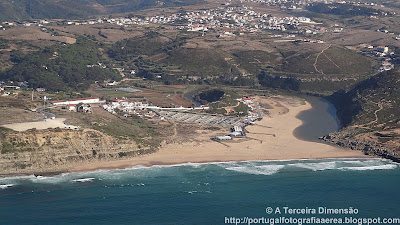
[1,0,396,74]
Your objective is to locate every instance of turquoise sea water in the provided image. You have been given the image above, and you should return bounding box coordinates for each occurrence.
[0,159,399,224]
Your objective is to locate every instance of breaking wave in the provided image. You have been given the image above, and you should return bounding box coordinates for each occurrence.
[0,159,398,187]
[225,164,285,175]
[0,184,15,189]
[339,164,398,171]
[72,178,96,183]
[216,158,399,175]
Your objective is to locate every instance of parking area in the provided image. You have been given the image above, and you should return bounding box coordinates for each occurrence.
[158,111,244,127]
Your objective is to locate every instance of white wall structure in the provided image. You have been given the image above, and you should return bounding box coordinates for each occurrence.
[51,97,102,106]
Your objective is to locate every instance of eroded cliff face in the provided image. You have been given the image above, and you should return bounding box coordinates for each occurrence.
[0,128,155,177]
[321,128,400,162]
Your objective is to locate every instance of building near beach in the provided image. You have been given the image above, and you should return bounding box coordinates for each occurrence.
[51,97,102,106]
[215,136,232,141]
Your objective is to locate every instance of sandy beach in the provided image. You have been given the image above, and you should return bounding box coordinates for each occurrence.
[71,96,368,172]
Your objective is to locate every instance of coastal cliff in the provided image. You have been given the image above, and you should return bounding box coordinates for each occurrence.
[0,128,155,177]
[321,129,399,163]
[324,70,400,161]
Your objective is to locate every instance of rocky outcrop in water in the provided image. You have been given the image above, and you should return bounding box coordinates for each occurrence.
[321,131,399,163]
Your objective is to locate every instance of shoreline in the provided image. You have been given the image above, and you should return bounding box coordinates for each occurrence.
[293,95,340,143]
[70,96,370,174]
[1,157,380,179]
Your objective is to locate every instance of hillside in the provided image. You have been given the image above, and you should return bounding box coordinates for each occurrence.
[323,69,400,161]
[279,45,372,76]
[306,3,384,17]
[330,69,400,127]
[0,0,204,22]
[106,31,376,92]
[0,37,121,91]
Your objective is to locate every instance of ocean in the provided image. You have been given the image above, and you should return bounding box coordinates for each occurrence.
[0,159,399,224]
[1,97,399,224]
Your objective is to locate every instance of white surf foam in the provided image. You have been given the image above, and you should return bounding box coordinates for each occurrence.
[0,158,397,185]
[339,164,398,171]
[225,164,285,175]
[289,161,337,171]
[0,184,14,189]
[221,158,399,174]
[341,159,388,166]
[72,178,95,183]
[28,173,74,184]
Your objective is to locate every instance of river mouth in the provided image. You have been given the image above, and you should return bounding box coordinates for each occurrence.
[184,91,339,143]
[293,96,340,142]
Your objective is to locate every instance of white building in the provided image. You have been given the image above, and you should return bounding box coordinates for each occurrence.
[215,136,232,141]
[233,126,243,132]
[51,97,102,106]
[230,131,243,137]
[67,104,76,111]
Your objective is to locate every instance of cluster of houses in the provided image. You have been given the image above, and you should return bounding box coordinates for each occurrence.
[2,0,391,34]
[0,81,51,98]
[358,44,396,72]
[378,58,395,72]
[99,99,209,119]
[167,6,318,34]
[71,4,319,35]
[0,20,50,30]
[1,2,319,36]
[238,96,261,120]
[0,81,22,96]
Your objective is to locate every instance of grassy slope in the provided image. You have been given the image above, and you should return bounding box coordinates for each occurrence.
[331,69,400,128]
[280,46,372,76]
[232,50,278,75]
[107,31,377,94]
[161,48,232,77]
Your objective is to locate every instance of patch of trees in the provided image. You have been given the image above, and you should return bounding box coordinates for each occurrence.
[108,32,164,61]
[195,89,225,104]
[0,37,121,91]
[258,71,300,91]
[234,102,249,116]
[108,32,187,61]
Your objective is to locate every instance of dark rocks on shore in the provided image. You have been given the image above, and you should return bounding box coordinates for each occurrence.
[320,132,400,163]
